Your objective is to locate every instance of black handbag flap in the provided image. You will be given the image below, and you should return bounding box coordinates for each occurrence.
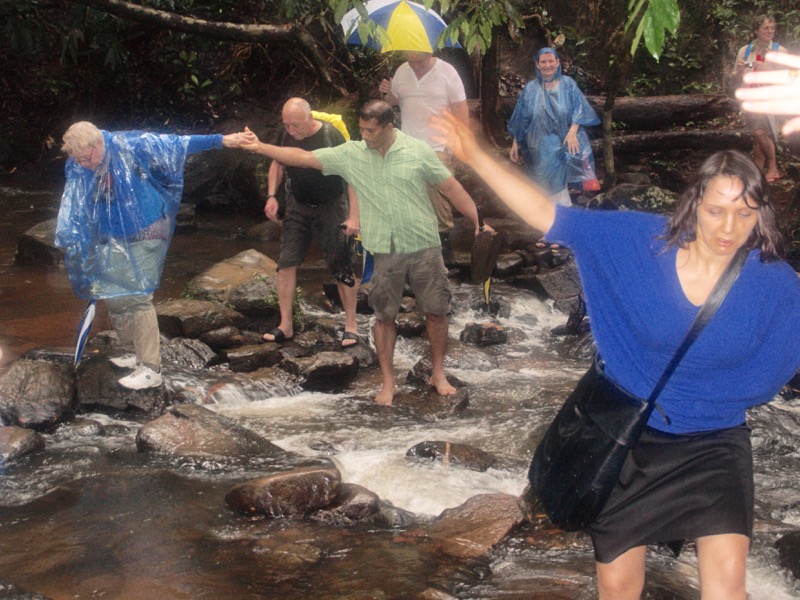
[576,366,654,447]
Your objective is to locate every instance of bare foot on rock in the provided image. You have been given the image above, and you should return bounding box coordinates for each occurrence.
[430,374,456,396]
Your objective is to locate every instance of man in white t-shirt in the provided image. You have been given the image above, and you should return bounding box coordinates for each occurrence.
[380,51,468,262]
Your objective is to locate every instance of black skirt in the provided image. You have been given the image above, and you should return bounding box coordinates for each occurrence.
[587,423,754,564]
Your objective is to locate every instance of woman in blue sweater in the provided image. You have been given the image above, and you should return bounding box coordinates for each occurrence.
[432,112,800,599]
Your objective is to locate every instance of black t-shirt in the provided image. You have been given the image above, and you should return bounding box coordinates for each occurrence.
[279,121,345,205]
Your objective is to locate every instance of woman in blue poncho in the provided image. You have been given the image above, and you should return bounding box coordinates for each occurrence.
[431,111,800,599]
[508,48,601,206]
[57,122,247,390]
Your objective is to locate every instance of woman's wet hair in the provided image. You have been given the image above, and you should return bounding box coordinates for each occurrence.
[359,100,396,126]
[660,149,785,261]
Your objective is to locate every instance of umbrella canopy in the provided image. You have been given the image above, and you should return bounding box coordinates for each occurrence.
[74,299,96,367]
[341,0,460,53]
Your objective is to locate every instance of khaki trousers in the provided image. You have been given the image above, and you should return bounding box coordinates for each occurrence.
[105,294,160,370]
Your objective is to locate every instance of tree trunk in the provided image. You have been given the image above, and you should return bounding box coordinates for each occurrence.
[480,28,505,145]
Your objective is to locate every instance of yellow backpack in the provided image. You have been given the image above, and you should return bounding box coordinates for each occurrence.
[311,110,350,141]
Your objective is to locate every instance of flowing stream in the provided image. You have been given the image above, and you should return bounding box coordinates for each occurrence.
[1,179,799,599]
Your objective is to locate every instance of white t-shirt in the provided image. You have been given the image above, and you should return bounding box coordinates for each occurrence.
[391,58,467,151]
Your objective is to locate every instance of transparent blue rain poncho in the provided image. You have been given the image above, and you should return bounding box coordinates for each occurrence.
[55,131,193,300]
[507,48,601,195]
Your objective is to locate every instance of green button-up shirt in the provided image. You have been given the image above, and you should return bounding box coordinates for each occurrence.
[313,129,451,254]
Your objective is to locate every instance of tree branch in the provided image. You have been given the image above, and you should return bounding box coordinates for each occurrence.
[68,0,349,96]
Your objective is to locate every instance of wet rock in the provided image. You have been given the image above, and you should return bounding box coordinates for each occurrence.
[14,218,63,267]
[493,251,524,278]
[588,183,678,213]
[201,327,264,350]
[281,351,359,392]
[393,387,469,421]
[775,530,800,580]
[184,249,278,309]
[0,359,75,430]
[175,203,196,232]
[459,322,508,347]
[423,493,526,558]
[362,501,423,529]
[406,441,497,472]
[76,356,167,417]
[157,299,245,338]
[183,149,260,212]
[136,403,286,462]
[226,276,281,317]
[528,259,582,314]
[342,338,378,370]
[0,577,51,599]
[225,464,342,518]
[245,220,282,242]
[161,337,219,369]
[397,312,426,337]
[311,482,381,526]
[19,346,74,366]
[223,344,283,372]
[0,426,45,463]
[617,172,653,186]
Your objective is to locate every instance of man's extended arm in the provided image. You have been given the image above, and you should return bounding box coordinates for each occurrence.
[241,127,323,170]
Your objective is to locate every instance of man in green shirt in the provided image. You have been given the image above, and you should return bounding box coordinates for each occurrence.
[242,100,487,406]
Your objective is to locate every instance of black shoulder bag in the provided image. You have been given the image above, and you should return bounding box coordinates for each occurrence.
[528,248,748,531]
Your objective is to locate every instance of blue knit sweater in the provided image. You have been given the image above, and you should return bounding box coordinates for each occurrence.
[546,205,800,434]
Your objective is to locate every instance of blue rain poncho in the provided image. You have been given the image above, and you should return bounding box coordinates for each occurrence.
[55,130,221,299]
[507,48,600,195]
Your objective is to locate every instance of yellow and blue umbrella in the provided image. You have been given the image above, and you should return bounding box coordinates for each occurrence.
[341,0,460,53]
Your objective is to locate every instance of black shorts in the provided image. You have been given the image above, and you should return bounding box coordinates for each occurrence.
[588,424,754,563]
[277,193,352,276]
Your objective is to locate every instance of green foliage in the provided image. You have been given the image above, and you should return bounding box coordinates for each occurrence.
[625,0,680,60]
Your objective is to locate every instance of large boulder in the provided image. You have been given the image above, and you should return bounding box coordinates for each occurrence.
[15,218,64,267]
[423,493,526,558]
[225,464,342,518]
[184,249,279,315]
[0,360,75,430]
[157,299,245,338]
[75,355,167,417]
[136,403,287,462]
[0,426,46,463]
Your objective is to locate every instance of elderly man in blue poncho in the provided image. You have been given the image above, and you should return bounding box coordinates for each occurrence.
[56,122,247,389]
[508,48,601,206]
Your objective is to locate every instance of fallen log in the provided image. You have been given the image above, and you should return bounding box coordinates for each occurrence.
[499,94,740,130]
[589,129,751,155]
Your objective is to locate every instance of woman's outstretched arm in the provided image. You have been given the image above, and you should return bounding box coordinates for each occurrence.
[430,111,556,234]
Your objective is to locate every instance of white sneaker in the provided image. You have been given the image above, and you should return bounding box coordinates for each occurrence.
[110,354,137,368]
[118,366,162,390]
